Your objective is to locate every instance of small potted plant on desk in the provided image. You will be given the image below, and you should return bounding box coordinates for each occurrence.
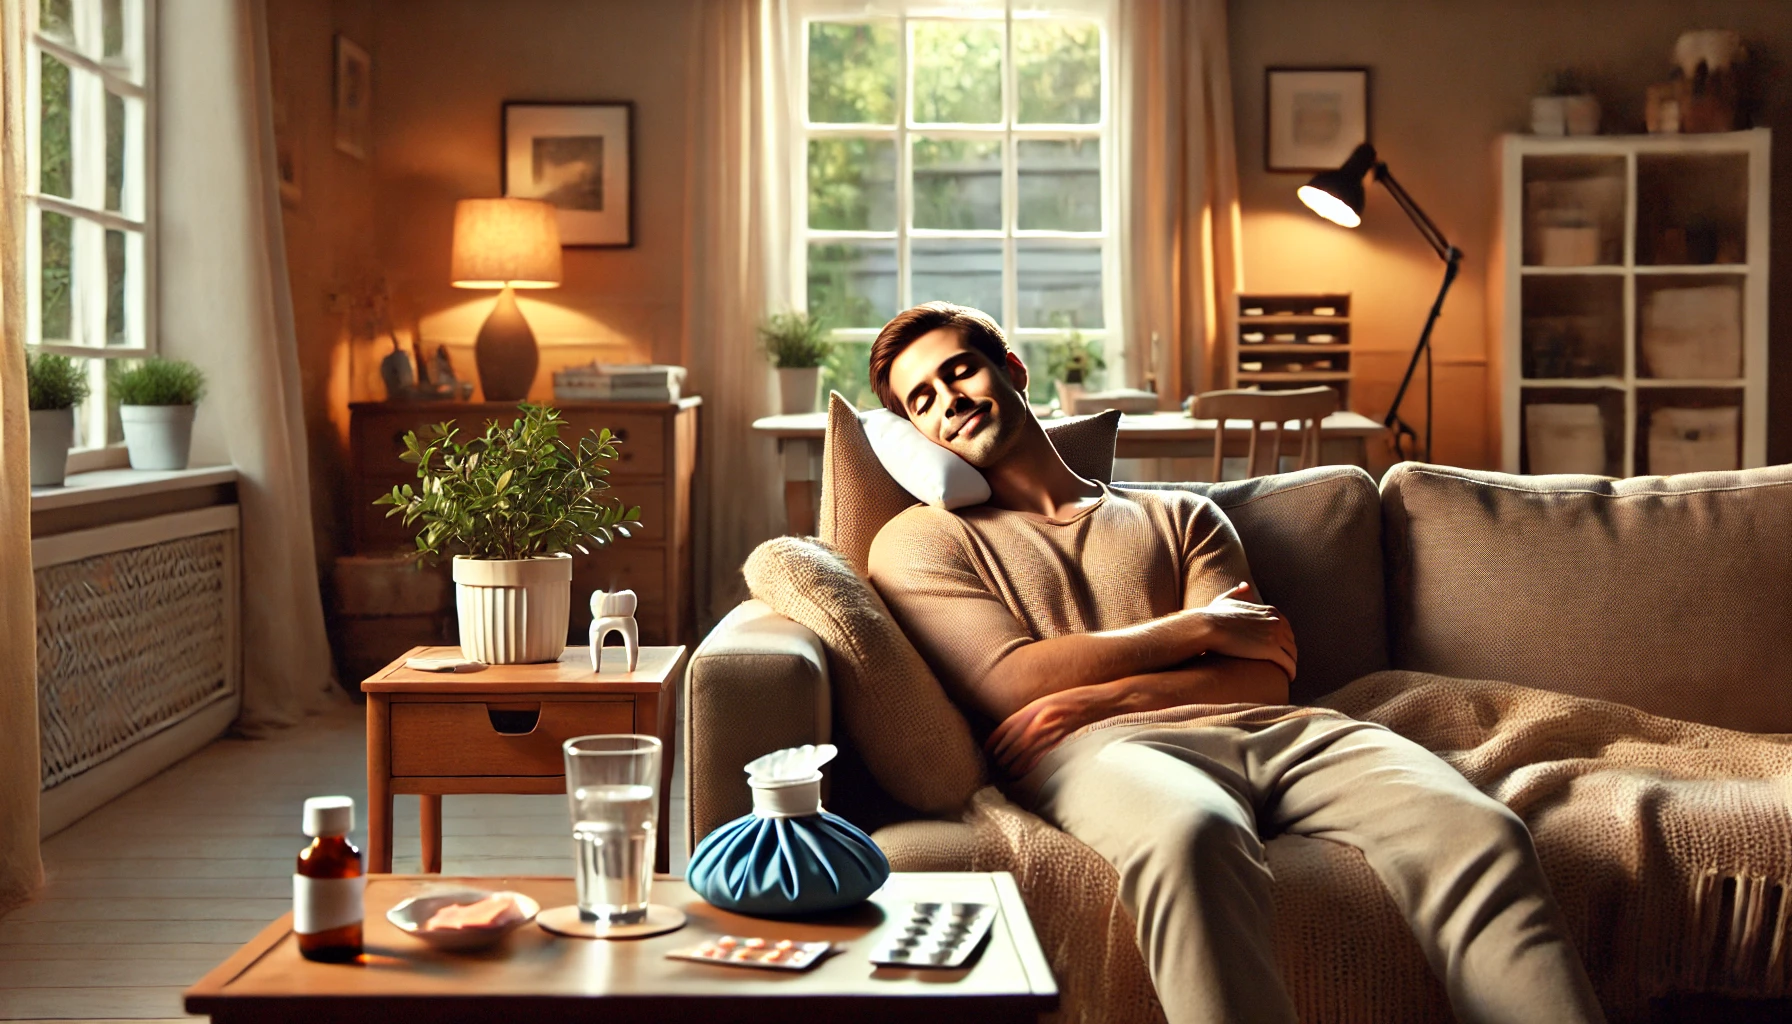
[1045,328,1106,414]
[375,402,641,665]
[115,357,207,470]
[759,310,831,415]
[26,352,91,487]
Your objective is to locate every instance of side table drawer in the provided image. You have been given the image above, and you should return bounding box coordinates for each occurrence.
[390,700,633,777]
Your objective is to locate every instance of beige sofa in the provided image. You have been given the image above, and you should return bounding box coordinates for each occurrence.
[686,451,1792,1023]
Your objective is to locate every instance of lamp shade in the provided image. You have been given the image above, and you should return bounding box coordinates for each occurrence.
[1297,143,1378,228]
[450,198,563,289]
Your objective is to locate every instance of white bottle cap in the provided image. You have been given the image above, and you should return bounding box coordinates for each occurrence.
[302,796,355,837]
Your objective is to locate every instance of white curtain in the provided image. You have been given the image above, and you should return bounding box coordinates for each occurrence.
[1115,0,1241,404]
[158,0,334,730]
[682,0,797,632]
[0,0,45,912]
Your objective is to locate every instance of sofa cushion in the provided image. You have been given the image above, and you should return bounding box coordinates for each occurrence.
[1381,463,1792,732]
[819,392,1122,575]
[742,535,986,814]
[1124,466,1388,704]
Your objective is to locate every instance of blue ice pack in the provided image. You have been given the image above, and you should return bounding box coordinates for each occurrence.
[686,744,890,917]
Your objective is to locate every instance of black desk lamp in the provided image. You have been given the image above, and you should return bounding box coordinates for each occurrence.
[1297,143,1461,463]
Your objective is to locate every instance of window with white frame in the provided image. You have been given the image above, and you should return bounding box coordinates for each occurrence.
[26,0,155,456]
[797,1,1116,410]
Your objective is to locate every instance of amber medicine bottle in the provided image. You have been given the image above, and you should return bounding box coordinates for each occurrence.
[295,796,364,962]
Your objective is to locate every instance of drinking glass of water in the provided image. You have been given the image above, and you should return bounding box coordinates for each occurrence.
[563,734,662,925]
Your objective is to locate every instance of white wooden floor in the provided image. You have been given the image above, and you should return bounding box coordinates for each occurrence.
[0,701,689,1021]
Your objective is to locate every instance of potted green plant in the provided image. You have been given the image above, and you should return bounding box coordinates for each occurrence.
[1045,329,1106,412]
[26,352,90,487]
[758,311,831,415]
[375,403,641,664]
[115,357,207,470]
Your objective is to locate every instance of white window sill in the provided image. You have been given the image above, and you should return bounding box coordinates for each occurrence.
[30,466,238,513]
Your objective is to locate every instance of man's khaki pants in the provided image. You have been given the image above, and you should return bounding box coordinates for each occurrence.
[1026,711,1605,1024]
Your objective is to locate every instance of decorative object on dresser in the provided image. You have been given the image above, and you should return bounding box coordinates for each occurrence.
[450,198,564,402]
[1493,129,1769,476]
[1265,67,1369,173]
[1299,142,1461,461]
[115,357,208,471]
[25,352,90,487]
[375,403,641,665]
[588,589,640,672]
[757,311,831,415]
[1530,69,1600,137]
[502,101,634,248]
[349,397,700,661]
[360,644,688,874]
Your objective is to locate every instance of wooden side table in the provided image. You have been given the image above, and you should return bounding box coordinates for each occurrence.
[186,872,1058,1023]
[363,645,687,874]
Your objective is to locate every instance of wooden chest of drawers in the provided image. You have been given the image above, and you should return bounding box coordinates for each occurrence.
[348,398,700,646]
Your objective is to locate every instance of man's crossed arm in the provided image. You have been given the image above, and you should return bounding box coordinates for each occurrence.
[979,583,1298,776]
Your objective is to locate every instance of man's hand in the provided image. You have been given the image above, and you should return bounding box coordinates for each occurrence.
[1194,582,1297,680]
[986,685,1116,778]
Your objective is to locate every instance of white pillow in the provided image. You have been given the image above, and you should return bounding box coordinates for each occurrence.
[858,409,991,509]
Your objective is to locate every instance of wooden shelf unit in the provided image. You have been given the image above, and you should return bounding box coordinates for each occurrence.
[1492,130,1769,476]
[1234,293,1352,407]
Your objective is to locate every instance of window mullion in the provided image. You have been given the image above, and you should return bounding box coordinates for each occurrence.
[897,13,910,310]
[75,62,107,349]
[1002,1,1017,335]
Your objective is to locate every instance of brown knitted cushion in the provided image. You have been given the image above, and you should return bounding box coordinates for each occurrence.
[743,535,986,813]
[820,391,1121,575]
[1382,463,1792,733]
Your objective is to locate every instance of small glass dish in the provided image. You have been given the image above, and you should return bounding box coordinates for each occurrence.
[386,888,540,952]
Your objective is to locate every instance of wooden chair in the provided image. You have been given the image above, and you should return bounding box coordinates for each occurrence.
[1190,386,1340,481]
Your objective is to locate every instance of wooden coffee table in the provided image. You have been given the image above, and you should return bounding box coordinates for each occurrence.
[363,645,687,874]
[184,873,1057,1023]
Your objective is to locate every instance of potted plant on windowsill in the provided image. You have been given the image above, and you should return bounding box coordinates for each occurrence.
[115,357,208,470]
[759,310,831,415]
[375,402,641,665]
[26,352,91,487]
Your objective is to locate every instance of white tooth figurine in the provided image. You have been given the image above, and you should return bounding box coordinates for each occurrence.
[589,589,640,673]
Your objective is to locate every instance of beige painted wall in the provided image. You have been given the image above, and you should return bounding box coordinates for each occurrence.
[267,0,378,562]
[1230,0,1792,469]
[369,0,696,401]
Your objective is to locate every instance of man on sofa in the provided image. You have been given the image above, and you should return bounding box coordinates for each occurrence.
[863,301,1606,1024]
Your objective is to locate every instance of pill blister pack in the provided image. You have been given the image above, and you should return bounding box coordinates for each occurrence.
[666,935,838,971]
[868,901,997,968]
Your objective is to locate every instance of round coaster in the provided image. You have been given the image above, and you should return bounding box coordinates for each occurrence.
[538,903,687,940]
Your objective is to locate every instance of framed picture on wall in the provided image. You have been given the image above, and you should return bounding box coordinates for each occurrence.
[502,101,635,248]
[1265,67,1370,173]
[333,36,372,160]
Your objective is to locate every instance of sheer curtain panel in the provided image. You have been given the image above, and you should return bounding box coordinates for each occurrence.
[1115,0,1241,403]
[682,0,797,630]
[0,0,46,911]
[159,0,333,729]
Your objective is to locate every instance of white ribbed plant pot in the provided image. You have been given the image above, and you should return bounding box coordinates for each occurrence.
[28,407,75,487]
[777,366,821,415]
[120,404,196,470]
[453,553,573,664]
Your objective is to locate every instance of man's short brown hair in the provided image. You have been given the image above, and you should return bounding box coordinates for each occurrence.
[868,302,1013,416]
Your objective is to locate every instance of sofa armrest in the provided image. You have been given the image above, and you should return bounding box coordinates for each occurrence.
[684,599,831,852]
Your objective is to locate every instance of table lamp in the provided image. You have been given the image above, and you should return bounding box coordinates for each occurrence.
[1297,143,1461,462]
[450,198,563,401]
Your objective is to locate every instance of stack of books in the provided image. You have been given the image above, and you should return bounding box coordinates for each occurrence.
[552,363,687,403]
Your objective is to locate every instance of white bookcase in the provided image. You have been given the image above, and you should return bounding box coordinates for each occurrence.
[1492,129,1769,476]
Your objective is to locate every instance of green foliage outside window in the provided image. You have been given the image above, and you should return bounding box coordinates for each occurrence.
[1014,20,1101,124]
[808,22,896,124]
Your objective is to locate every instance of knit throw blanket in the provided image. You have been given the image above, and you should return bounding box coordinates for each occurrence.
[940,671,1792,1024]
